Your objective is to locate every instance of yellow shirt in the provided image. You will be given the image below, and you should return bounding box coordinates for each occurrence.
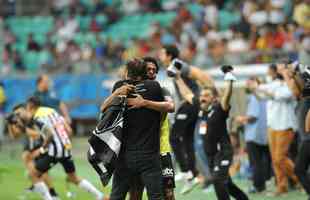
[294,3,310,29]
[34,107,55,118]
[160,114,172,154]
[34,107,72,150]
[0,86,6,105]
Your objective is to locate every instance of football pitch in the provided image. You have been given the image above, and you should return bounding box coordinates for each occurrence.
[0,138,306,200]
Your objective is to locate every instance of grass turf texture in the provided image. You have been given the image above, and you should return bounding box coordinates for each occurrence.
[0,138,306,200]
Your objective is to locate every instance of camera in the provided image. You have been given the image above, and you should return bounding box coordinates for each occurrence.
[6,113,20,125]
[167,59,187,77]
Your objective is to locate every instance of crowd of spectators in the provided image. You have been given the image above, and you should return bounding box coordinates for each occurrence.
[0,0,309,75]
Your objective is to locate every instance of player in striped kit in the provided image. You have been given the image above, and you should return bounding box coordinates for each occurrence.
[9,97,108,200]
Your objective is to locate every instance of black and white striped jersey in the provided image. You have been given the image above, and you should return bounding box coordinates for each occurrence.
[34,107,72,158]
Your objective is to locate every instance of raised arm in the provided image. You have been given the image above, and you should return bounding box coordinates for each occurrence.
[277,64,303,98]
[175,73,195,104]
[221,80,233,111]
[220,65,237,111]
[188,66,215,88]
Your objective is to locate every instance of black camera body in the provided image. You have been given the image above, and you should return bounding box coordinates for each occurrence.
[6,113,20,125]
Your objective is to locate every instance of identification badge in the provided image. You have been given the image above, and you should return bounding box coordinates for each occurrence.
[199,121,207,135]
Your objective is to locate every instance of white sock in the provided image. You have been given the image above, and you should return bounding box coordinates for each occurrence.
[79,179,104,199]
[185,171,194,180]
[34,182,53,200]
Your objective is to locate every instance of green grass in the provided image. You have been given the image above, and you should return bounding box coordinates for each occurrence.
[0,138,307,200]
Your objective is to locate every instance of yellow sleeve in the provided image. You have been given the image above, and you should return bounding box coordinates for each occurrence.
[0,86,6,104]
[160,115,172,154]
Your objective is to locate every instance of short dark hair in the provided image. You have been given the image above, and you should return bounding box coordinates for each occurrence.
[36,74,44,86]
[269,63,277,72]
[12,103,25,111]
[126,58,147,79]
[27,96,41,108]
[162,45,179,60]
[143,57,159,73]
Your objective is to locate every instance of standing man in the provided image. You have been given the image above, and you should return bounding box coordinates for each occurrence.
[174,65,249,200]
[34,74,71,124]
[104,59,165,200]
[158,45,203,193]
[128,56,176,200]
[278,61,310,199]
[235,77,270,193]
[252,64,300,196]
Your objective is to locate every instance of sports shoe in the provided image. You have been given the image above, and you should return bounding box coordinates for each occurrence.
[25,185,34,193]
[175,172,187,182]
[266,190,288,197]
[180,177,200,195]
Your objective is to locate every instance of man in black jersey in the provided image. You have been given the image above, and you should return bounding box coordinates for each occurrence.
[7,104,59,200]
[127,57,176,200]
[174,65,249,200]
[102,59,165,200]
[158,45,215,194]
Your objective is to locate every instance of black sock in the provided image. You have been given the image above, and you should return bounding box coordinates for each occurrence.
[49,188,58,196]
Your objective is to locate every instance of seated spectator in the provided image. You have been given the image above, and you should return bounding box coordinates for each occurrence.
[293,0,310,30]
[27,33,41,52]
[12,50,25,72]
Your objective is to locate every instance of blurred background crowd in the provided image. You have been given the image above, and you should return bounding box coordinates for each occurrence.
[0,0,309,75]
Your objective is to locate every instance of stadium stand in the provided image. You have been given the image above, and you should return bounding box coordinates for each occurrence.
[0,0,309,119]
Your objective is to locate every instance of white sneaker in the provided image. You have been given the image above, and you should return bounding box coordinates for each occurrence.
[175,172,187,182]
[180,177,200,195]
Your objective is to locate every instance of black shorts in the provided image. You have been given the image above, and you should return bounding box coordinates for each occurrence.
[35,154,76,174]
[129,153,175,192]
[160,153,175,189]
[208,148,233,182]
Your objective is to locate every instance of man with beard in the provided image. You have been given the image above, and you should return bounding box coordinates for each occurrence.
[174,65,249,200]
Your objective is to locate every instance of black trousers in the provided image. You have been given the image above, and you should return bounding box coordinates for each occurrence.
[170,102,199,176]
[295,140,310,196]
[110,151,163,200]
[208,148,249,200]
[246,142,272,191]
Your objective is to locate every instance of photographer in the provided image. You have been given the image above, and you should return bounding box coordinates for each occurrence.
[8,99,106,200]
[7,104,59,199]
[251,63,300,196]
[158,45,214,194]
[278,61,310,199]
[174,65,249,200]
